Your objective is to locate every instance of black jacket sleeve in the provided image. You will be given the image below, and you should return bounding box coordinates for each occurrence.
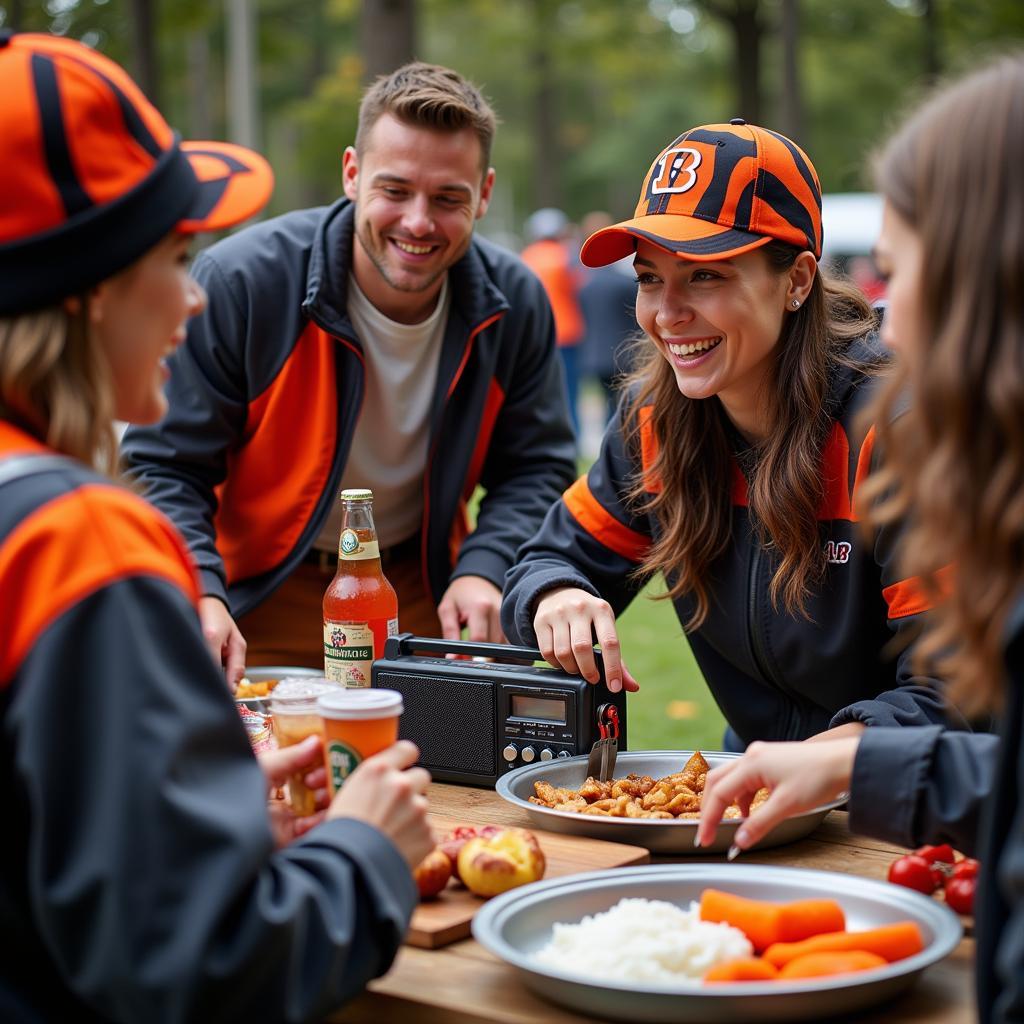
[8,574,415,1023]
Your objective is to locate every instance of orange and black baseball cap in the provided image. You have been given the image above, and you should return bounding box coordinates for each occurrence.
[581,119,822,267]
[0,31,273,315]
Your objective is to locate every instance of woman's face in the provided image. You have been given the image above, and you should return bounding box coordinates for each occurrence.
[873,201,925,366]
[89,232,206,424]
[633,240,811,440]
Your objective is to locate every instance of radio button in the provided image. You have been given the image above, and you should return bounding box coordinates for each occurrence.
[521,746,536,763]
[502,744,518,762]
[556,750,570,759]
[539,748,554,761]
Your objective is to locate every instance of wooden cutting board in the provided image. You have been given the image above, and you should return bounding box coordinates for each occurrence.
[406,813,650,949]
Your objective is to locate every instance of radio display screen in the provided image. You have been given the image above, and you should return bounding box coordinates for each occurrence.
[510,694,567,724]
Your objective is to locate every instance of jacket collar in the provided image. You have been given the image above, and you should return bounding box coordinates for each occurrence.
[302,197,508,340]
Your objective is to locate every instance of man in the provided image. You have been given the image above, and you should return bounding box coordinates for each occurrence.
[123,63,575,683]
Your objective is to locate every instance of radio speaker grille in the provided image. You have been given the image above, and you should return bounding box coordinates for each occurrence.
[375,670,496,776]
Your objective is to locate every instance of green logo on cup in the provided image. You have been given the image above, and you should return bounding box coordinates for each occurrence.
[340,529,359,555]
[328,740,362,790]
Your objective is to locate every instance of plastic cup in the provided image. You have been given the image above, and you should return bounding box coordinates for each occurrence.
[268,678,337,816]
[318,689,404,796]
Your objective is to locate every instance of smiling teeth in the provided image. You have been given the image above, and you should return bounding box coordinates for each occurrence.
[394,240,434,255]
[669,337,722,356]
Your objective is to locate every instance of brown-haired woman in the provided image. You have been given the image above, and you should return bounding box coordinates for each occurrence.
[502,120,963,748]
[698,55,1024,1020]
[0,32,431,1021]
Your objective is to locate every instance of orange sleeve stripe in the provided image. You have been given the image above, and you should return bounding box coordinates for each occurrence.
[882,565,954,619]
[818,421,853,521]
[562,476,650,563]
[462,376,506,501]
[0,484,200,683]
[851,425,877,523]
[638,406,663,494]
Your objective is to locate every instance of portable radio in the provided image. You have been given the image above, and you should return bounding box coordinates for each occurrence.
[371,634,628,787]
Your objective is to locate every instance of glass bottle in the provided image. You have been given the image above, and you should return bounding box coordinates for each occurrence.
[322,489,399,687]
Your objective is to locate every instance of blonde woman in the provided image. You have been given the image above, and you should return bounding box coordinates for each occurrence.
[0,33,430,1022]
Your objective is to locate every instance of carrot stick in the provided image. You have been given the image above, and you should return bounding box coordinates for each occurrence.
[778,950,887,980]
[704,958,780,983]
[763,922,924,968]
[699,890,846,952]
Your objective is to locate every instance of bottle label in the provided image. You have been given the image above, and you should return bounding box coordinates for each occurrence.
[323,620,377,687]
[338,529,380,561]
[327,739,361,791]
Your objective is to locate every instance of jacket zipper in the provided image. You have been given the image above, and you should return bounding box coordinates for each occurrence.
[747,543,801,740]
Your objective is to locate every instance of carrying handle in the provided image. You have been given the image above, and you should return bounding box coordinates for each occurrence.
[383,632,607,673]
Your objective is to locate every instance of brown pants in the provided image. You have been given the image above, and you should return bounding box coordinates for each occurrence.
[237,555,442,670]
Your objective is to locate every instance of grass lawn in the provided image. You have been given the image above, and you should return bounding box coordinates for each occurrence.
[615,577,725,752]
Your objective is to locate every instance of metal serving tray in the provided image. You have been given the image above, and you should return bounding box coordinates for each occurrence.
[496,750,846,854]
[234,665,323,714]
[472,863,962,1023]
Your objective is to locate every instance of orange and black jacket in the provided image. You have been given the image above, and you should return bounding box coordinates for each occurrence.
[503,336,967,744]
[120,199,576,616]
[0,421,417,1022]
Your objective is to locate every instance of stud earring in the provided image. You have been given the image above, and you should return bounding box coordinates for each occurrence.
[792,300,800,308]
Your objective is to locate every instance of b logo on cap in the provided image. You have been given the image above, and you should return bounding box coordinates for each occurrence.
[650,147,702,195]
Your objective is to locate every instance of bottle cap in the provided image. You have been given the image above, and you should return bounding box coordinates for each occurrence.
[340,488,374,501]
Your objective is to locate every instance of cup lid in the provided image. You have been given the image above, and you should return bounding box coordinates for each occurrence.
[318,688,403,719]
[268,677,338,707]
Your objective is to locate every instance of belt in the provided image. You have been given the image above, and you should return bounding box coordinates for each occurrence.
[302,532,421,573]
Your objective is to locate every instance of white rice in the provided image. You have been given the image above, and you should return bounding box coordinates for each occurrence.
[532,897,752,983]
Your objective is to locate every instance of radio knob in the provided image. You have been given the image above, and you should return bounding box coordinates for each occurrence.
[556,750,570,759]
[502,744,518,762]
[539,748,554,761]
[520,746,536,763]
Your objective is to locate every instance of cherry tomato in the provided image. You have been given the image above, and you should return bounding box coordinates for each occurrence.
[951,858,980,881]
[944,876,976,915]
[888,854,939,894]
[915,843,955,865]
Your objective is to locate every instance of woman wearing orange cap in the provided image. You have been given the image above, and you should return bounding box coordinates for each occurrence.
[698,56,1024,1022]
[0,32,430,1021]
[503,118,966,748]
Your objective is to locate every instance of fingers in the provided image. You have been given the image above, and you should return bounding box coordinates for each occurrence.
[464,601,490,644]
[437,595,462,642]
[620,662,641,693]
[363,739,422,773]
[224,627,247,689]
[258,735,323,789]
[592,604,624,691]
[731,790,803,851]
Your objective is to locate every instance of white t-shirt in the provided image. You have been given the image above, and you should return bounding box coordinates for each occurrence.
[314,273,449,551]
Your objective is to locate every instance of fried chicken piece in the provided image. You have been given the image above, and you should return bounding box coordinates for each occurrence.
[611,774,655,799]
[532,781,583,808]
[579,776,614,803]
[641,772,700,813]
[679,750,710,793]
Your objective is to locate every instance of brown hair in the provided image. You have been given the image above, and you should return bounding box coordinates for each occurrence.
[0,305,118,475]
[356,61,497,172]
[859,55,1024,715]
[625,243,876,627]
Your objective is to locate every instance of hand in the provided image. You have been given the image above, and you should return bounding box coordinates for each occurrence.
[258,735,329,848]
[533,587,639,694]
[438,575,505,644]
[696,737,861,852]
[327,740,434,869]
[199,595,247,690]
[805,721,867,743]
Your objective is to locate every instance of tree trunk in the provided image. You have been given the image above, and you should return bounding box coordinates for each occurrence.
[922,0,941,82]
[186,31,213,139]
[530,0,559,210]
[779,0,804,143]
[8,0,24,30]
[360,0,417,85]
[130,0,159,106]
[732,0,761,123]
[225,0,259,149]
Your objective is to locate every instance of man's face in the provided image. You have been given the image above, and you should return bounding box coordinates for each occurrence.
[342,113,494,323]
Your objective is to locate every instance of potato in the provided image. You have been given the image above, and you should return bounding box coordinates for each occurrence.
[456,827,546,898]
[412,848,453,900]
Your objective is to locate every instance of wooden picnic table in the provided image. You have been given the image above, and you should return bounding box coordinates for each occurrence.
[330,781,975,1024]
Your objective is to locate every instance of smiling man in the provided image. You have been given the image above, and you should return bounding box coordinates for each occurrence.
[122,63,575,681]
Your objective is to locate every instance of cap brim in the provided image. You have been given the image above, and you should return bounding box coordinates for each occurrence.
[581,216,772,267]
[177,141,273,232]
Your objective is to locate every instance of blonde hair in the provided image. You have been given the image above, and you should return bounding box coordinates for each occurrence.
[0,305,118,475]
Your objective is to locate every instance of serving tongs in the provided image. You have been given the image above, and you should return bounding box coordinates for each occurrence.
[587,703,620,782]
